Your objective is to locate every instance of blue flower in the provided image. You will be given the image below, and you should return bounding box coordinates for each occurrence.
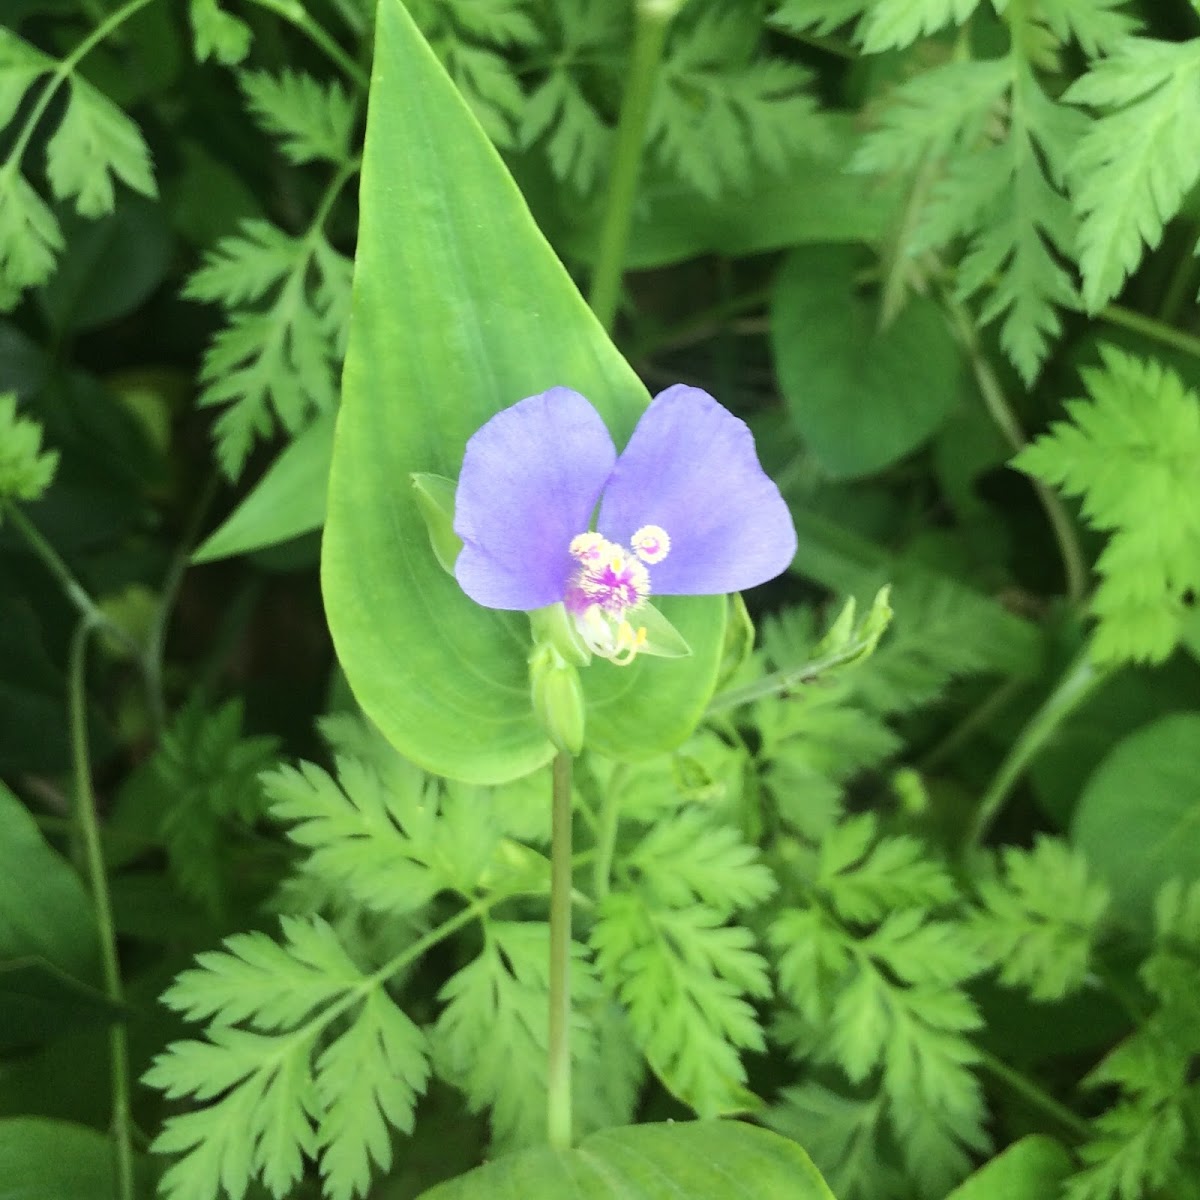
[453,384,796,663]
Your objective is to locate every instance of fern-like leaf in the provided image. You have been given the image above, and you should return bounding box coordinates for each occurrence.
[592,892,770,1116]
[970,836,1109,1001]
[241,70,357,165]
[651,6,825,198]
[433,921,602,1150]
[0,393,59,506]
[1065,37,1200,312]
[185,219,352,478]
[1013,346,1200,664]
[147,916,430,1200]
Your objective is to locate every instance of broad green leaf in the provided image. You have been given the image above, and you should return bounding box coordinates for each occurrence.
[323,0,724,783]
[0,1117,144,1200]
[945,1135,1073,1199]
[193,411,334,563]
[770,245,963,479]
[414,1120,836,1200]
[1072,714,1200,934]
[0,782,96,979]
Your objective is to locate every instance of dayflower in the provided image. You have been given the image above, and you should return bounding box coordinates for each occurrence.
[453,384,797,665]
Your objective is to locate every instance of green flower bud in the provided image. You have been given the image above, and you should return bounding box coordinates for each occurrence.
[530,643,585,756]
[411,473,462,575]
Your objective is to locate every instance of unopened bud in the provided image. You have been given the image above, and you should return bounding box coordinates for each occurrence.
[530,643,585,756]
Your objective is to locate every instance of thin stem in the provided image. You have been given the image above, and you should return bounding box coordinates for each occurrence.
[547,751,574,1150]
[592,763,627,901]
[967,643,1108,850]
[588,1,677,332]
[69,619,134,1200]
[630,285,771,360]
[1101,304,1200,362]
[976,1048,1092,1142]
[917,675,1028,772]
[944,298,1089,603]
[0,0,156,179]
[3,501,140,659]
[247,0,370,89]
[143,474,220,736]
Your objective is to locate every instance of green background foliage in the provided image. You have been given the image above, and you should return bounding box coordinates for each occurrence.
[2,1,1200,1199]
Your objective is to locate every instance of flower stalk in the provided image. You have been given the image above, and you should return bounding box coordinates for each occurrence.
[547,750,574,1149]
[588,0,679,331]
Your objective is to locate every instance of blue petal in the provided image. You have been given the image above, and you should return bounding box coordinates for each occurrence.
[454,388,617,610]
[597,385,796,595]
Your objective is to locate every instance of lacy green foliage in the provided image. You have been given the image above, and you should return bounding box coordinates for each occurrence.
[770,813,989,1198]
[591,805,776,1116]
[146,916,430,1200]
[433,922,641,1151]
[240,71,358,166]
[190,0,253,65]
[650,5,826,198]
[969,836,1110,1002]
[152,699,280,913]
[856,52,1085,385]
[1013,347,1200,665]
[408,0,539,146]
[518,0,824,199]
[0,393,59,506]
[787,0,1147,383]
[262,753,503,916]
[517,2,621,190]
[184,68,356,478]
[1065,880,1200,1200]
[1065,36,1200,312]
[186,215,353,480]
[751,579,1023,828]
[0,28,155,310]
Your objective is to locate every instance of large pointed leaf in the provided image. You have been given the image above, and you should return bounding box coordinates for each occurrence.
[415,1121,836,1200]
[322,0,725,783]
[192,411,335,563]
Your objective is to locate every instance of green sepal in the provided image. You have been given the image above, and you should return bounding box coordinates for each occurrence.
[410,473,463,576]
[529,643,585,755]
[813,585,892,666]
[528,603,592,667]
[636,601,692,660]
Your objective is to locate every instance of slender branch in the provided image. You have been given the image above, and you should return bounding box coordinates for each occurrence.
[967,642,1108,850]
[246,0,370,89]
[3,501,140,659]
[69,619,134,1200]
[976,1048,1092,1142]
[592,763,627,902]
[1101,304,1200,362]
[547,751,574,1149]
[0,0,156,179]
[943,297,1089,603]
[588,1,678,332]
[143,474,220,737]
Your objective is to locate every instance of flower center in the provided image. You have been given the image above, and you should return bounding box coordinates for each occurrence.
[565,525,670,664]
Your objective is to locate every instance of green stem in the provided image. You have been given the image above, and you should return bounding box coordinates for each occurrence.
[587,1,677,332]
[547,751,574,1149]
[976,1048,1092,1142]
[247,0,370,89]
[3,501,140,659]
[967,643,1108,850]
[944,298,1089,603]
[1101,304,1200,362]
[69,619,134,1200]
[592,763,627,901]
[0,0,156,178]
[143,474,220,737]
[917,675,1027,772]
